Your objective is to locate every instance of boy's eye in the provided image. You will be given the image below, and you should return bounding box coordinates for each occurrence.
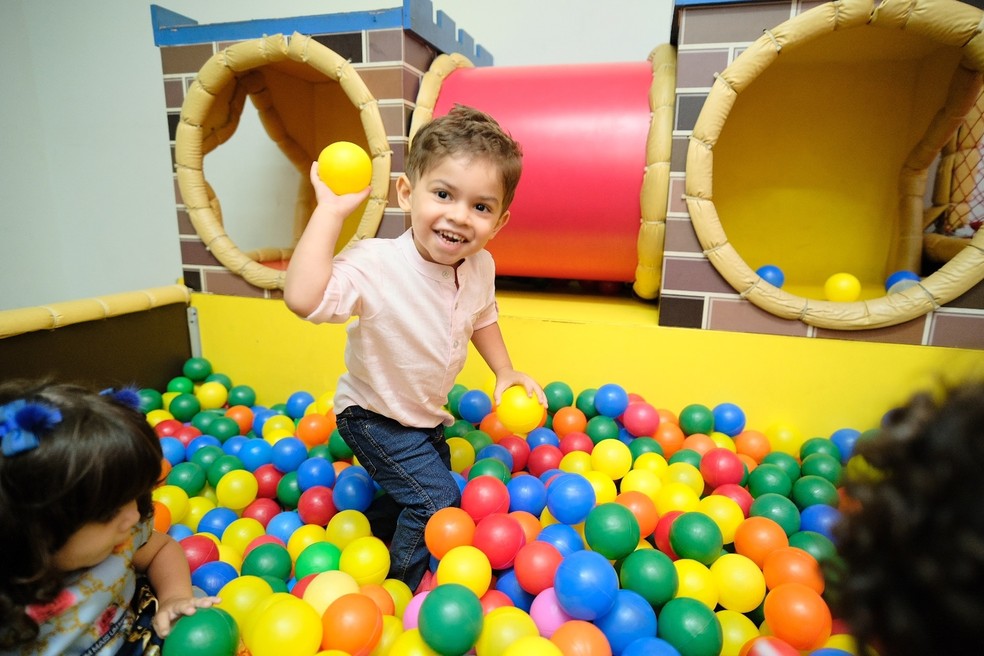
[435,190,450,199]
[475,204,489,213]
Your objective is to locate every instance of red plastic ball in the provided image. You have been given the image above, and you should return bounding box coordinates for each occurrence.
[461,476,511,523]
[527,445,564,477]
[473,513,527,569]
[297,485,337,526]
[513,541,564,595]
[559,432,595,455]
[621,402,660,437]
[700,448,746,488]
[498,435,532,473]
[712,483,754,517]
[254,464,284,499]
[180,535,219,573]
[653,510,683,559]
[241,498,282,528]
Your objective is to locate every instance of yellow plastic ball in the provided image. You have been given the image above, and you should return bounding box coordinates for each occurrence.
[145,408,174,427]
[245,595,323,656]
[559,450,592,475]
[215,470,258,511]
[664,462,705,496]
[475,607,539,656]
[382,578,413,618]
[302,570,361,617]
[590,438,633,480]
[619,468,663,503]
[181,496,216,532]
[710,553,766,614]
[447,436,476,473]
[388,628,440,656]
[496,386,544,435]
[339,535,391,586]
[632,452,668,477]
[698,495,745,544]
[716,609,761,656]
[435,545,492,597]
[222,516,266,557]
[765,423,806,457]
[317,141,372,195]
[654,482,700,515]
[195,381,229,410]
[287,523,329,562]
[824,272,862,302]
[502,635,563,656]
[326,509,372,550]
[262,414,296,440]
[582,470,618,505]
[152,485,190,523]
[373,615,405,655]
[673,558,719,609]
[217,575,273,628]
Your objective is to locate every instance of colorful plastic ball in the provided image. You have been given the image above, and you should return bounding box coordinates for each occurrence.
[733,516,789,568]
[619,548,678,608]
[296,485,336,526]
[189,559,238,598]
[696,495,745,545]
[756,264,785,288]
[622,401,660,438]
[168,393,201,423]
[470,456,513,484]
[656,597,723,656]
[320,592,384,656]
[340,536,390,586]
[238,440,273,472]
[419,583,484,655]
[553,550,619,620]
[318,141,372,195]
[763,545,824,593]
[791,474,840,510]
[495,569,535,612]
[458,389,494,424]
[506,474,547,516]
[711,403,745,437]
[788,530,837,566]
[473,513,526,570]
[215,470,258,511]
[536,522,585,557]
[551,407,588,438]
[242,542,293,582]
[709,553,766,613]
[497,386,544,434]
[716,609,759,656]
[823,272,861,302]
[591,438,633,481]
[167,461,207,497]
[512,540,563,595]
[545,473,596,525]
[268,437,307,474]
[424,506,476,560]
[331,476,374,515]
[529,587,574,638]
[678,404,714,436]
[749,493,801,537]
[293,541,342,580]
[245,595,323,656]
[302,569,361,617]
[196,506,238,541]
[241,498,281,529]
[547,620,611,656]
[584,502,640,561]
[475,606,540,656]
[461,475,511,522]
[216,575,273,628]
[326,509,372,549]
[162,607,238,656]
[585,416,620,444]
[746,463,792,499]
[593,383,630,418]
[799,504,841,541]
[293,457,334,492]
[885,269,921,293]
[673,558,718,610]
[800,452,842,486]
[593,589,658,656]
[265,510,305,546]
[741,636,800,656]
[502,635,563,656]
[669,512,723,565]
[436,545,493,597]
[763,582,832,651]
[180,534,220,573]
[698,448,745,489]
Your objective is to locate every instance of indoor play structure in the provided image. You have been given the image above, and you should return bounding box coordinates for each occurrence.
[2,0,984,654]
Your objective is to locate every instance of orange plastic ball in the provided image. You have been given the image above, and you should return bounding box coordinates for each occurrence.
[225,405,254,435]
[320,592,384,656]
[735,430,771,463]
[296,413,336,447]
[424,506,476,560]
[763,582,832,651]
[733,516,789,568]
[550,619,612,656]
[763,546,824,593]
[654,422,685,458]
[551,406,588,437]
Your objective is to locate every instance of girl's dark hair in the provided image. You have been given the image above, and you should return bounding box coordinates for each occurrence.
[830,381,984,655]
[0,380,163,648]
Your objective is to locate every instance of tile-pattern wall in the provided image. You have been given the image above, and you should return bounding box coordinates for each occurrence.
[659,0,984,349]
[159,29,436,299]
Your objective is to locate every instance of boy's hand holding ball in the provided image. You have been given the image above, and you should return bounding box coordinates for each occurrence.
[317,141,372,195]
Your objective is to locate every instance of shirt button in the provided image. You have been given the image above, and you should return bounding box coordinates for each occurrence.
[453,340,459,348]
[442,270,450,279]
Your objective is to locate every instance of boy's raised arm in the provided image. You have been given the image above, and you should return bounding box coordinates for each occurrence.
[285,162,371,317]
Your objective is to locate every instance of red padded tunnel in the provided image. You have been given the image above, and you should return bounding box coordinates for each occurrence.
[432,63,653,283]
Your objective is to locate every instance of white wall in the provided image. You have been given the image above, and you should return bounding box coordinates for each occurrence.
[0,0,672,311]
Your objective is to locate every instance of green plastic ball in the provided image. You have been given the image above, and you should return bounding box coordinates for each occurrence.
[190,445,224,472]
[800,453,842,486]
[169,393,201,422]
[241,543,293,581]
[788,530,837,565]
[206,455,245,488]
[668,448,702,469]
[585,415,620,444]
[657,597,723,656]
[447,383,468,418]
[678,404,714,436]
[191,409,223,435]
[227,384,257,408]
[208,416,242,443]
[277,471,303,509]
[294,541,342,579]
[167,376,194,394]
[182,357,213,382]
[669,512,723,566]
[468,457,511,484]
[137,388,164,413]
[618,548,678,608]
[791,474,840,510]
[544,381,575,413]
[166,462,207,497]
[462,430,493,454]
[746,463,792,498]
[445,419,475,438]
[418,583,483,656]
[205,372,233,389]
[749,493,801,536]
[162,607,238,656]
[628,436,663,460]
[760,452,801,484]
[585,503,641,561]
[799,436,841,462]
[328,430,354,460]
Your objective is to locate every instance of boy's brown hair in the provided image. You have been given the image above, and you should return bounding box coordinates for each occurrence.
[407,105,523,211]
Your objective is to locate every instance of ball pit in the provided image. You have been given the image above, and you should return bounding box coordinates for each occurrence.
[137,358,890,655]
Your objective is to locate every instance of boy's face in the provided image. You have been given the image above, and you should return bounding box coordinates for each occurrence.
[397,154,510,267]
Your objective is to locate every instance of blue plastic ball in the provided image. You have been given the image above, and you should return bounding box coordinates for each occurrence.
[554,550,619,620]
[457,389,493,424]
[250,407,275,436]
[712,403,746,437]
[593,589,659,655]
[622,637,682,656]
[476,444,514,472]
[285,391,315,419]
[537,523,585,557]
[526,427,560,449]
[830,428,861,463]
[190,560,238,597]
[594,383,630,418]
[160,436,186,466]
[168,524,194,542]
[187,435,222,458]
[756,264,785,288]
[221,435,249,457]
[265,511,304,544]
[545,473,596,525]
[885,270,921,293]
[270,437,308,473]
[197,507,239,539]
[296,457,336,491]
[507,474,547,515]
[495,568,535,612]
[332,469,375,512]
[800,504,843,541]
[238,439,273,471]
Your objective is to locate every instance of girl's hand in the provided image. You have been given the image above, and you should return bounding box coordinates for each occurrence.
[152,594,222,637]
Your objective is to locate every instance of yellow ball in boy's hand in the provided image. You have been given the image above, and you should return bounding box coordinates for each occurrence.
[496,386,544,435]
[317,141,372,195]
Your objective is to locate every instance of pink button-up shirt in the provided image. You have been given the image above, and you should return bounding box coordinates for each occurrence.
[306,230,498,427]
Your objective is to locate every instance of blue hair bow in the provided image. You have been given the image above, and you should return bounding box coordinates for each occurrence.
[0,399,63,456]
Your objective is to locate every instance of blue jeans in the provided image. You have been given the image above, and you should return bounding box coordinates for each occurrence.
[335,405,460,590]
